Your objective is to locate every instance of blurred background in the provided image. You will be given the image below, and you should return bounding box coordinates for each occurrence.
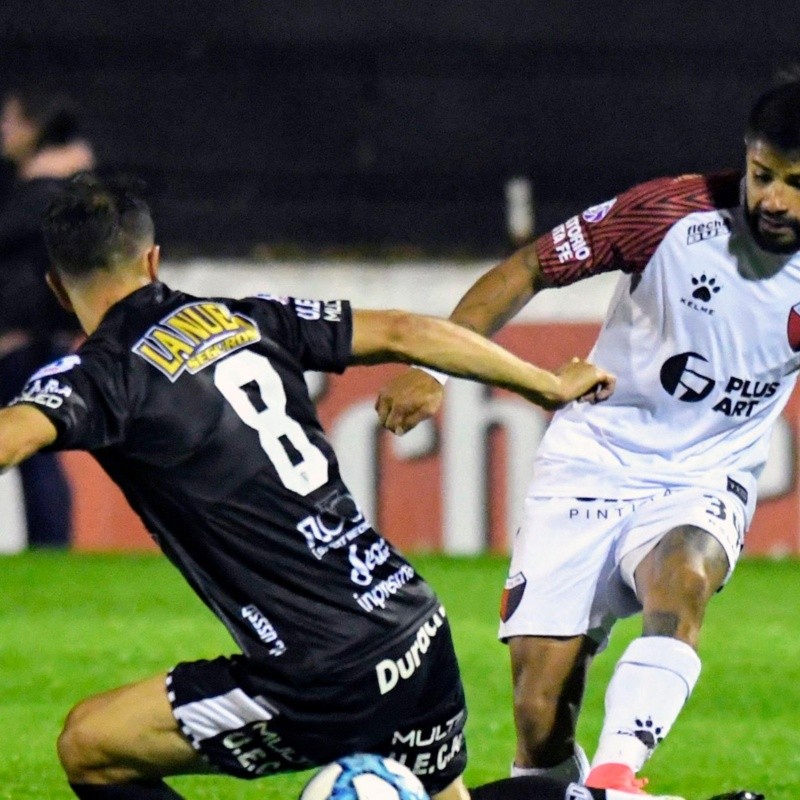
[2,1,800,555]
[2,1,799,257]
[3,11,800,795]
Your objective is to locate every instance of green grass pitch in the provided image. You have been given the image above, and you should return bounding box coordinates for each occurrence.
[1,553,799,799]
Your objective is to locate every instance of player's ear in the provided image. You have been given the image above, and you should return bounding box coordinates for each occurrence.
[146,245,160,282]
[45,271,74,312]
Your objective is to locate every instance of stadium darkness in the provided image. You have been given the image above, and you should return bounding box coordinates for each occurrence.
[2,1,799,257]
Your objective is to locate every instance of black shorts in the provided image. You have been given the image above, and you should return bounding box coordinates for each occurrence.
[167,604,467,794]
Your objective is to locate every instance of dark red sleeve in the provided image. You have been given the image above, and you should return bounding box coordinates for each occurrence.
[535,171,741,287]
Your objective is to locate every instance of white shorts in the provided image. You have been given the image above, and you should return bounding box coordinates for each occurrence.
[498,486,747,648]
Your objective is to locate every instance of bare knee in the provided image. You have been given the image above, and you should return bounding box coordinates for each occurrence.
[636,526,729,646]
[642,569,712,645]
[58,700,116,784]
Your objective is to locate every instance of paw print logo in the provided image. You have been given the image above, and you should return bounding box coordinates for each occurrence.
[632,717,664,749]
[691,274,721,302]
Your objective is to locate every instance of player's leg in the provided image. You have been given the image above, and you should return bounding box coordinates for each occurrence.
[383,609,627,800]
[588,489,743,790]
[590,524,724,776]
[508,635,594,777]
[500,496,621,781]
[57,673,208,798]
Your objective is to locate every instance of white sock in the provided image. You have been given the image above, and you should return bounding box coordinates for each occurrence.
[511,744,590,781]
[591,636,701,772]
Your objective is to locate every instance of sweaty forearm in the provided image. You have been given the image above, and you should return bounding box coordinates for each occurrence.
[397,313,560,403]
[449,245,541,337]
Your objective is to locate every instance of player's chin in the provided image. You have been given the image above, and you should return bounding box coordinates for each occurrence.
[755,224,800,254]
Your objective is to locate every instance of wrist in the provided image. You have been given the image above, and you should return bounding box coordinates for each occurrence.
[414,366,449,386]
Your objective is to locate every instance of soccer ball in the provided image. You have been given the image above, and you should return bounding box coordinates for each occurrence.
[299,754,430,800]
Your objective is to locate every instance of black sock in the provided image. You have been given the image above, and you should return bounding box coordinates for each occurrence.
[69,780,186,799]
[470,775,605,800]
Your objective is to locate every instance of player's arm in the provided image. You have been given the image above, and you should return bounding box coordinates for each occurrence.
[351,309,613,432]
[448,242,547,337]
[373,245,549,431]
[0,405,58,470]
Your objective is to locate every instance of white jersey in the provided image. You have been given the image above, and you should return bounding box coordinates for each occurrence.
[530,172,800,516]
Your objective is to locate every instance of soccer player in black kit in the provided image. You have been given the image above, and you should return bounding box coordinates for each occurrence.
[0,175,755,800]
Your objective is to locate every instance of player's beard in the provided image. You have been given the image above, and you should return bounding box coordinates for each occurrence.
[745,202,800,254]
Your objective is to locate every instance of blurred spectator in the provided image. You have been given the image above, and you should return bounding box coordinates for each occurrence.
[0,86,95,547]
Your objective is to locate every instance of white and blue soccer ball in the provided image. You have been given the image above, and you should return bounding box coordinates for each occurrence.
[299,754,430,800]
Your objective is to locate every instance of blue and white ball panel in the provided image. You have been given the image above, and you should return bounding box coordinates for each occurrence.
[300,754,429,800]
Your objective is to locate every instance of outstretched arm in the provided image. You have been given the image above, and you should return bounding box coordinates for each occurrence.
[351,309,613,433]
[373,245,555,432]
[0,406,58,470]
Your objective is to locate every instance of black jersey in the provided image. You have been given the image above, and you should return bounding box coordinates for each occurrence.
[12,282,439,689]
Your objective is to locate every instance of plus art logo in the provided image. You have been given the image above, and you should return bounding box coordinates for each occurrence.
[660,352,778,417]
[660,352,716,402]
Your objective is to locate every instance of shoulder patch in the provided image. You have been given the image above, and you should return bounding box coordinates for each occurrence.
[581,198,617,223]
[28,355,81,382]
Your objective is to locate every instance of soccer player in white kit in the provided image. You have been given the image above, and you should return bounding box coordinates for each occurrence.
[376,75,800,795]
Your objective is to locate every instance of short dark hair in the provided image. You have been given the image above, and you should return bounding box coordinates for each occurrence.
[7,86,83,150]
[746,73,800,154]
[43,173,155,279]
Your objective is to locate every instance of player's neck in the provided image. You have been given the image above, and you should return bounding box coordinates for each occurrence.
[72,274,155,335]
[63,249,160,336]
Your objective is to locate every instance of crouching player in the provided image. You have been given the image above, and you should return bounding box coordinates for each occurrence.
[0,173,618,800]
[2,176,761,800]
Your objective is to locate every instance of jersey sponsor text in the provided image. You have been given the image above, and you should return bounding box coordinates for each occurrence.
[375,606,446,695]
[552,215,591,263]
[390,712,465,777]
[241,605,286,656]
[15,377,73,409]
[348,538,392,586]
[686,218,729,244]
[354,564,416,612]
[294,299,344,322]
[133,302,261,380]
[712,376,779,418]
[296,495,370,559]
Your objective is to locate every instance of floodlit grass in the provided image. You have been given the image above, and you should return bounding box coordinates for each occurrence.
[1,553,798,799]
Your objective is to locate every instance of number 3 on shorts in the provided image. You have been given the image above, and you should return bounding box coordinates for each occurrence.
[214,350,329,495]
[703,495,727,520]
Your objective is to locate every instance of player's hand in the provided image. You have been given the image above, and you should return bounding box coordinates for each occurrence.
[376,368,445,435]
[552,357,616,408]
